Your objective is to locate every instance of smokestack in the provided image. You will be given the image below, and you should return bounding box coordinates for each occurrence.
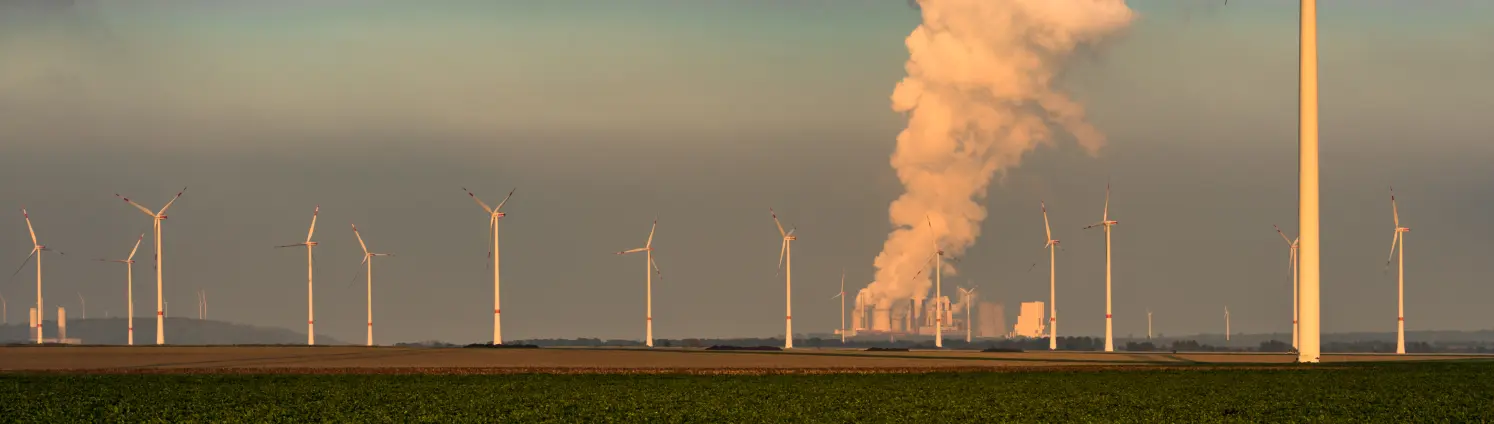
[857,0,1135,310]
[57,306,66,341]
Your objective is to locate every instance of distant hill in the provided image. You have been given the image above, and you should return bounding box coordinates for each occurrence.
[0,317,347,345]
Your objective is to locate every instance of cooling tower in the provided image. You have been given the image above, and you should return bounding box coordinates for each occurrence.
[977,301,1006,338]
[872,307,891,331]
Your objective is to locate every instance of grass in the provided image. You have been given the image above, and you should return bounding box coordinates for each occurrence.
[1,361,1491,422]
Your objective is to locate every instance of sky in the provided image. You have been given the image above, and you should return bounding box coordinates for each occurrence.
[1,0,1491,344]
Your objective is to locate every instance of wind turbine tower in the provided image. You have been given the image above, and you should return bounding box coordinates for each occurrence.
[1297,0,1323,364]
[276,207,319,345]
[1146,308,1152,340]
[912,216,954,348]
[615,219,661,347]
[351,224,393,346]
[1082,182,1119,352]
[463,188,515,345]
[114,187,186,345]
[1225,307,1231,343]
[958,286,977,343]
[1386,187,1410,355]
[770,209,797,349]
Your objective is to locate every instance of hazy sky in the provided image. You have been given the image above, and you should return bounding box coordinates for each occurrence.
[1,0,1492,344]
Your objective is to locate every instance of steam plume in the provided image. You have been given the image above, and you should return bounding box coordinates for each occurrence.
[858,0,1134,316]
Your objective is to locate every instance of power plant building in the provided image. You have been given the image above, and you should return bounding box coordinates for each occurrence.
[1011,301,1046,338]
[977,301,1006,338]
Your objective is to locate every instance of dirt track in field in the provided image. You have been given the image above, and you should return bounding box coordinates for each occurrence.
[0,346,1485,374]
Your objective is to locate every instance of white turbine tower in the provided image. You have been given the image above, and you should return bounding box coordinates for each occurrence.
[1386,187,1410,355]
[832,269,845,343]
[770,209,797,349]
[1146,308,1152,340]
[958,285,977,343]
[10,208,65,344]
[911,216,956,348]
[1082,182,1119,352]
[615,219,661,347]
[1295,0,1323,365]
[114,187,186,345]
[463,187,515,345]
[77,292,86,319]
[350,224,393,346]
[197,289,205,320]
[1225,306,1231,344]
[275,206,319,345]
[1273,224,1300,350]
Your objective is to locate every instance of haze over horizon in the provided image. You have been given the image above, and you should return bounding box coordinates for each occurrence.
[2,0,1492,345]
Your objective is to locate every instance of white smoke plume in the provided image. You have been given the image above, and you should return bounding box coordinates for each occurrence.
[857,0,1134,314]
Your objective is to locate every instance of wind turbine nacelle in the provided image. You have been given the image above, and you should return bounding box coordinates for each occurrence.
[495,212,507,218]
[305,242,320,246]
[158,215,168,220]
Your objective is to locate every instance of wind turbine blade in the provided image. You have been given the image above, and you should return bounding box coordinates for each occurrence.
[645,219,657,248]
[6,249,38,284]
[769,208,787,238]
[786,226,796,237]
[114,194,158,218]
[157,187,187,215]
[1103,181,1111,221]
[1273,224,1294,246]
[493,188,516,212]
[275,243,308,248]
[616,247,648,255]
[1390,186,1400,228]
[347,258,368,288]
[774,240,786,276]
[1041,202,1053,242]
[486,214,496,265]
[1026,261,1037,273]
[306,206,319,242]
[1384,231,1400,274]
[462,187,494,214]
[649,256,661,277]
[127,233,144,261]
[831,293,841,300]
[908,252,937,282]
[21,208,38,246]
[1082,222,1105,230]
[351,224,370,254]
[926,215,939,251]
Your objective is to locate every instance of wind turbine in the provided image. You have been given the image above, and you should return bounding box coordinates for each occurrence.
[1082,182,1120,352]
[275,206,319,345]
[958,285,977,343]
[911,215,957,348]
[10,208,65,344]
[2,292,7,325]
[770,209,797,349]
[196,289,205,320]
[114,187,186,345]
[1386,187,1410,355]
[1146,308,1152,340]
[1225,307,1231,344]
[351,224,393,346]
[615,219,661,347]
[832,269,845,343]
[463,187,514,345]
[1041,202,1060,350]
[77,292,85,319]
[1274,224,1299,350]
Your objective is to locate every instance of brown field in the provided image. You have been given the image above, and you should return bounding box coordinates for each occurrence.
[1,346,1486,374]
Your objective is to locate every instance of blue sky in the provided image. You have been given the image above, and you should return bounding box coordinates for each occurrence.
[0,0,1491,343]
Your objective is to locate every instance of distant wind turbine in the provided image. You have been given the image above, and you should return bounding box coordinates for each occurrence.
[911,215,959,348]
[1386,187,1411,355]
[1146,308,1152,340]
[275,206,319,345]
[96,234,143,345]
[77,292,85,319]
[1040,202,1061,350]
[10,208,65,344]
[350,224,394,346]
[1225,307,1231,343]
[958,285,977,343]
[114,187,186,344]
[1273,224,1299,350]
[831,269,845,343]
[1082,181,1120,352]
[1,292,7,325]
[770,209,797,349]
[615,219,661,347]
[463,187,515,345]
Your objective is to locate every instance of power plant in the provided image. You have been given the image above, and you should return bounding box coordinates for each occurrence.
[847,294,964,340]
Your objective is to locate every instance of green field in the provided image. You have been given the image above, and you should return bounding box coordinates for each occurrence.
[2,362,1491,422]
